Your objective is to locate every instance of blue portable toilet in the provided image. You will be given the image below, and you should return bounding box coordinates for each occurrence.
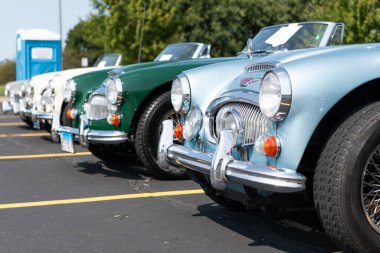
[16,29,61,81]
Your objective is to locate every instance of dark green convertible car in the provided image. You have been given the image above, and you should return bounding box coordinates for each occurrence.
[58,22,344,179]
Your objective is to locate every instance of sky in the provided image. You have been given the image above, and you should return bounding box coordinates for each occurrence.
[0,0,92,62]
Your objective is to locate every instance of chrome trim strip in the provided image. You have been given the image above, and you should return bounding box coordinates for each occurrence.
[165,144,306,193]
[36,112,53,120]
[58,126,80,135]
[21,108,32,117]
[87,130,129,144]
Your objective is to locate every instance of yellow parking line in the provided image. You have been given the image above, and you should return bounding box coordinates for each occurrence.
[0,116,18,119]
[0,152,91,160]
[0,133,50,138]
[0,189,204,209]
[0,122,25,126]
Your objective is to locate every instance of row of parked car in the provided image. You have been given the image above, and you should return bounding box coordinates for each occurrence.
[3,21,379,252]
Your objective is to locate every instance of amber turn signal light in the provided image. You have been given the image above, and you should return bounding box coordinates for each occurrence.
[111,114,121,126]
[263,135,279,157]
[174,123,183,140]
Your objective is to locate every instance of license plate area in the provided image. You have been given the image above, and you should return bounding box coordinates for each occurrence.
[60,132,75,153]
[33,120,40,129]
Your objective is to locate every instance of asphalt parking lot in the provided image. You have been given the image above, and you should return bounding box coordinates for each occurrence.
[0,111,340,253]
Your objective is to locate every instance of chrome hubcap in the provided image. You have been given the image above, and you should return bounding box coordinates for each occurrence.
[361,144,380,235]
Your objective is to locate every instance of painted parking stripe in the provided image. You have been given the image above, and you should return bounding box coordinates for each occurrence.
[0,189,204,209]
[0,116,18,119]
[0,133,50,138]
[0,152,91,160]
[0,122,25,126]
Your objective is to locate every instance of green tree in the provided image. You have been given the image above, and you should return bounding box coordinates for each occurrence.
[63,14,107,69]
[93,0,186,64]
[0,60,16,85]
[308,0,380,43]
[181,0,309,57]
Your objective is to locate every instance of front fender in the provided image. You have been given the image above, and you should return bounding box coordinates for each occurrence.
[276,45,380,170]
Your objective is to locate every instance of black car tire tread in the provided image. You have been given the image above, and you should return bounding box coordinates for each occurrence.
[134,91,187,179]
[314,102,380,253]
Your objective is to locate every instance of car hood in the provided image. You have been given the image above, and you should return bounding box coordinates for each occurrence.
[256,44,380,65]
[183,54,280,113]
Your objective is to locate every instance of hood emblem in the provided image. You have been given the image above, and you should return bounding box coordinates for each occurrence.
[240,77,262,87]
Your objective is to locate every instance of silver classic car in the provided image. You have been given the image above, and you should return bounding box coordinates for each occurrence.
[159,41,380,252]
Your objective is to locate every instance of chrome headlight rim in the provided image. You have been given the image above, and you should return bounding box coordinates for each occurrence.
[26,80,34,95]
[171,73,191,113]
[259,67,292,121]
[183,106,203,140]
[64,79,76,102]
[105,77,123,105]
[215,106,244,146]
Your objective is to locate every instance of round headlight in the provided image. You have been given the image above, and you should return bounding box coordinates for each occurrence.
[259,68,292,121]
[18,84,25,97]
[171,74,190,113]
[105,78,122,105]
[64,79,76,102]
[5,84,10,96]
[183,106,203,140]
[215,107,244,145]
[26,80,34,95]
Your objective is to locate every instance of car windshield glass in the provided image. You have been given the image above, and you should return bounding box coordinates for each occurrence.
[240,23,328,56]
[154,44,199,61]
[93,54,120,67]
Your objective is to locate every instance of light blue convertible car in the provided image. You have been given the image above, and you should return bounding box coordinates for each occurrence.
[159,41,380,251]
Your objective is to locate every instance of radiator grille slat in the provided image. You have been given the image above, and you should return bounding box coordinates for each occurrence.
[245,63,276,73]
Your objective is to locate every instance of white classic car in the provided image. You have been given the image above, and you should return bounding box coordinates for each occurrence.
[31,43,212,141]
[21,53,122,140]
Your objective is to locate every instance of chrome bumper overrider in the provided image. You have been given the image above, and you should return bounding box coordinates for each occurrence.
[57,115,129,145]
[158,119,306,193]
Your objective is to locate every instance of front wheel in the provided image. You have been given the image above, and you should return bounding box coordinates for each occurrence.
[134,91,187,179]
[314,102,380,253]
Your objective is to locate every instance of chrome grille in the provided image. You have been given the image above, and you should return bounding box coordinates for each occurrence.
[86,95,108,120]
[216,102,269,145]
[245,63,276,73]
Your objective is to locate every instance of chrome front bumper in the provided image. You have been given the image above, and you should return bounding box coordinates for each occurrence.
[57,115,129,145]
[158,119,306,193]
[35,111,53,120]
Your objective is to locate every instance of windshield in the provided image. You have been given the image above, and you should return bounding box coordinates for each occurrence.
[93,54,121,67]
[154,44,199,61]
[241,23,328,55]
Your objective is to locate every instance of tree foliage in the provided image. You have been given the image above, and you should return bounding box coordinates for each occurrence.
[92,0,186,64]
[181,0,309,57]
[62,0,380,65]
[63,14,107,69]
[308,0,380,44]
[0,60,16,85]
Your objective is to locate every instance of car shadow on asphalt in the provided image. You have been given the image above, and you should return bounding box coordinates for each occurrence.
[76,160,155,180]
[193,203,339,253]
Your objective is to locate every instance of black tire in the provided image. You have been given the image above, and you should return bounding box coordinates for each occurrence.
[61,103,72,127]
[20,116,33,127]
[314,102,380,253]
[41,121,52,133]
[88,143,136,163]
[134,91,187,179]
